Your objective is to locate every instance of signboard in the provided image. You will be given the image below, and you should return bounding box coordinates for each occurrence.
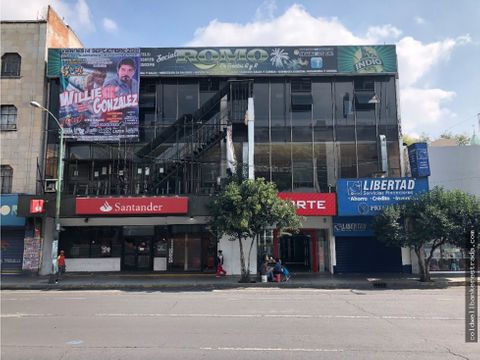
[59,48,140,142]
[30,199,45,214]
[333,216,375,237]
[22,236,42,271]
[0,195,25,226]
[76,197,188,215]
[337,45,397,74]
[336,177,429,216]
[278,192,337,216]
[408,142,431,177]
[141,47,338,76]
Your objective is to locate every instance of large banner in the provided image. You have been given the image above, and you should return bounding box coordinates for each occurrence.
[337,45,397,73]
[59,48,140,141]
[337,177,429,216]
[141,47,338,76]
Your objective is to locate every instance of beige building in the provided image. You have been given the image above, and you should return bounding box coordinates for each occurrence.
[1,6,83,195]
[1,7,83,273]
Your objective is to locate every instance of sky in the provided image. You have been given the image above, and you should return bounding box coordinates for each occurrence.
[2,0,479,139]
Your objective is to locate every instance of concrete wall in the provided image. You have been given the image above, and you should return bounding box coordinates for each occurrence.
[1,22,48,194]
[429,145,480,197]
[218,236,258,276]
[66,258,121,272]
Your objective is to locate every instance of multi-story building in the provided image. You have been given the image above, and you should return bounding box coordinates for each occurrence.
[0,7,83,273]
[18,45,416,275]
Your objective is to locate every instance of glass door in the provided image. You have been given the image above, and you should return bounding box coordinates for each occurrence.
[122,236,153,271]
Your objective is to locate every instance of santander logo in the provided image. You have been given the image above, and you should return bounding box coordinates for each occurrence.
[99,201,113,212]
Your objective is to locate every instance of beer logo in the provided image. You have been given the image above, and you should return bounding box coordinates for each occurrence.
[353,47,384,73]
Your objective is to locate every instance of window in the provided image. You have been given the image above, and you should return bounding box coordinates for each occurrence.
[0,105,17,130]
[1,165,13,194]
[1,53,21,77]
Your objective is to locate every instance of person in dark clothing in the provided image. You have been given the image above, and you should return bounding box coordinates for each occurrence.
[216,250,227,277]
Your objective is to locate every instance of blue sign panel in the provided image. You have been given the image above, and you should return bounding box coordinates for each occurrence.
[336,177,429,216]
[0,195,25,227]
[408,143,430,178]
[333,216,375,237]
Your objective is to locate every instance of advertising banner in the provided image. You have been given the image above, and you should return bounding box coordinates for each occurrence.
[333,216,375,237]
[76,197,188,215]
[141,47,337,76]
[278,192,337,216]
[408,142,431,177]
[337,45,397,74]
[336,177,429,216]
[59,48,140,142]
[0,195,25,226]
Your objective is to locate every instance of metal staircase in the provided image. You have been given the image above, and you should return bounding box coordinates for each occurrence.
[137,79,252,195]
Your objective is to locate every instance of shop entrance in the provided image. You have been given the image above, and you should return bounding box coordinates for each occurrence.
[279,233,311,272]
[122,236,153,271]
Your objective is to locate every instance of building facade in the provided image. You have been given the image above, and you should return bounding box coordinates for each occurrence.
[17,45,409,275]
[0,7,83,273]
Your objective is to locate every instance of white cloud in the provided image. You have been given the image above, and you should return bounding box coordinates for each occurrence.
[366,25,402,40]
[400,87,456,134]
[415,16,426,25]
[102,17,118,33]
[255,0,277,21]
[0,0,94,33]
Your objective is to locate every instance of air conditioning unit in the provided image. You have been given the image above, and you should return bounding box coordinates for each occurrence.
[44,179,58,193]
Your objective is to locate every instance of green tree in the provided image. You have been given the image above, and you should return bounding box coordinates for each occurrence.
[209,177,301,282]
[374,187,480,281]
[440,132,470,146]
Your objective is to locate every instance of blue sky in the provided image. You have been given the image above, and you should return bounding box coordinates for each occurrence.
[2,0,479,139]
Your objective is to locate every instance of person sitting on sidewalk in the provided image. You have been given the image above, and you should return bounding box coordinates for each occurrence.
[260,260,273,282]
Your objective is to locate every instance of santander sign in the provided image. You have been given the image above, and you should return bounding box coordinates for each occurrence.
[76,197,188,215]
[278,192,336,216]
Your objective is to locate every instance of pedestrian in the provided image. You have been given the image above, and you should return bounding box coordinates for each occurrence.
[260,260,273,282]
[216,250,227,277]
[56,250,66,283]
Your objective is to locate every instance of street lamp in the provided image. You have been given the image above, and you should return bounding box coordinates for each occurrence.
[30,100,64,283]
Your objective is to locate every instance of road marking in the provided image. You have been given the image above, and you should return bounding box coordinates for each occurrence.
[66,340,83,345]
[200,347,343,352]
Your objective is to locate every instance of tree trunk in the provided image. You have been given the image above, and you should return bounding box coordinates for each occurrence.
[238,237,249,282]
[246,235,257,281]
[414,246,431,282]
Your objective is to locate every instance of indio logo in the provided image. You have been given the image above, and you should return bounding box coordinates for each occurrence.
[175,48,269,70]
[353,47,384,73]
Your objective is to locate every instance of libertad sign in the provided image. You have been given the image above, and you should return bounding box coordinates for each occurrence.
[76,197,188,215]
[278,192,337,216]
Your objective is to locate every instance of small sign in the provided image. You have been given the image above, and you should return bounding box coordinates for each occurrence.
[278,192,337,216]
[408,143,430,177]
[333,216,374,237]
[30,199,45,214]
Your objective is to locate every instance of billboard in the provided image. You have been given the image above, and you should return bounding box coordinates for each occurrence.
[141,47,338,76]
[76,197,188,215]
[408,142,431,177]
[336,177,429,216]
[59,48,140,142]
[337,45,397,73]
[0,195,25,227]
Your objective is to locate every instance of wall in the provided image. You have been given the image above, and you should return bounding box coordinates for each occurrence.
[428,146,480,197]
[66,258,121,272]
[218,236,258,276]
[1,21,47,194]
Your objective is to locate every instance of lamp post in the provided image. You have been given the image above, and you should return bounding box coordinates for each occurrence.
[30,100,64,282]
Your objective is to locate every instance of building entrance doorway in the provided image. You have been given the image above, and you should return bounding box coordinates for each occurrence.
[122,236,153,271]
[279,233,311,272]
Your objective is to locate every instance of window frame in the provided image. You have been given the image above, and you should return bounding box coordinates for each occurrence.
[0,105,18,131]
[1,53,21,77]
[1,165,13,194]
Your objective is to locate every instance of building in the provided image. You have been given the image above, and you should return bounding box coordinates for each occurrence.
[17,45,412,275]
[0,7,83,273]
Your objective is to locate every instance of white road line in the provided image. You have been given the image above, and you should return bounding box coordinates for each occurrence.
[200,347,343,352]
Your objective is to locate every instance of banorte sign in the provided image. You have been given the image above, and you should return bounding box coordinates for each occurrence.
[76,197,188,215]
[278,192,337,216]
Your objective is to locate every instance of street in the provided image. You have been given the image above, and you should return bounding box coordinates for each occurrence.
[1,287,477,359]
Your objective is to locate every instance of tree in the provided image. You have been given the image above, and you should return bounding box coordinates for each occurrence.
[373,187,480,281]
[209,177,301,282]
[440,132,470,146]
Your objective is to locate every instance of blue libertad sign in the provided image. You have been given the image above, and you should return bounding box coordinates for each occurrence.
[336,177,429,216]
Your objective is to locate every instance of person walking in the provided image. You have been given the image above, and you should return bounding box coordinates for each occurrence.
[216,250,227,277]
[56,250,66,283]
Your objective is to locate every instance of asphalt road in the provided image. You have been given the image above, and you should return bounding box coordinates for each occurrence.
[1,287,477,359]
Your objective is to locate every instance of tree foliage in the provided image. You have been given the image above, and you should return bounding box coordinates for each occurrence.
[209,177,301,282]
[374,187,480,281]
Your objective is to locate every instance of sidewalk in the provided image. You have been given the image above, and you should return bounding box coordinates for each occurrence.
[1,272,472,291]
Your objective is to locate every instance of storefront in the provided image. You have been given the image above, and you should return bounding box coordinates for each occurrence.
[0,195,26,273]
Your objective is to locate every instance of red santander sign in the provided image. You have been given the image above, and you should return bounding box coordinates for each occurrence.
[278,192,336,216]
[76,197,188,215]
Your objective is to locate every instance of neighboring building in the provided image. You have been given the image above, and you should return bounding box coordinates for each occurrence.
[0,7,83,273]
[18,45,409,275]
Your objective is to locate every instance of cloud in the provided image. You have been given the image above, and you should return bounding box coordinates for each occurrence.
[400,87,456,134]
[102,17,118,33]
[366,25,402,40]
[255,0,277,21]
[0,0,94,33]
[415,16,426,25]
